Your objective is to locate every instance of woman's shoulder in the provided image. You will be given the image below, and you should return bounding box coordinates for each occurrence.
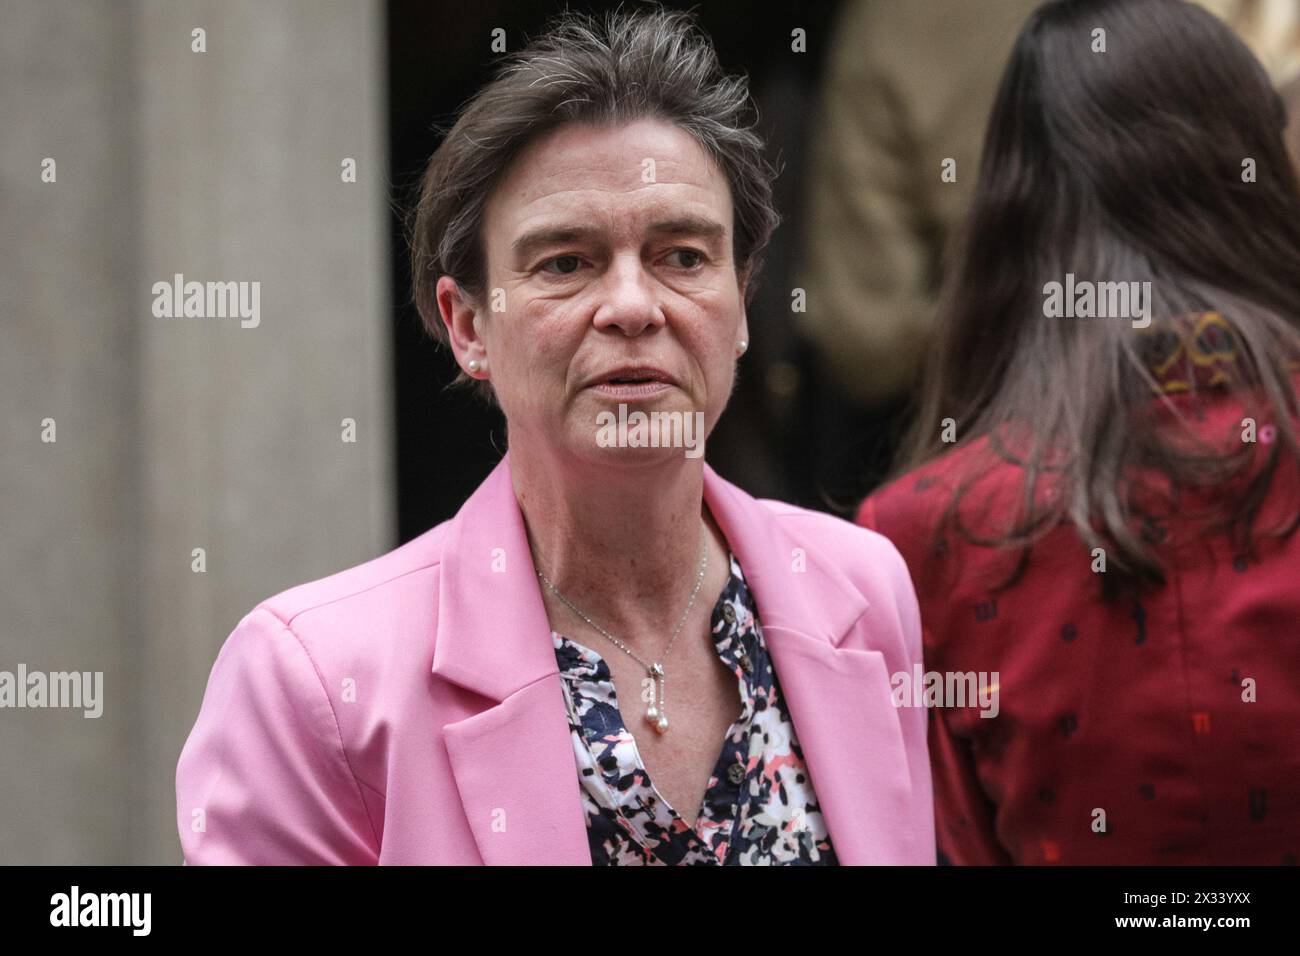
[251,519,454,631]
[858,437,1008,530]
[854,434,1050,599]
[756,492,907,564]
[861,364,1300,538]
[746,494,920,618]
[206,518,459,695]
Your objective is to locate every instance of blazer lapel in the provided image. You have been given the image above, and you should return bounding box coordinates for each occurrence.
[441,680,593,865]
[432,452,592,865]
[702,469,922,864]
[760,627,920,864]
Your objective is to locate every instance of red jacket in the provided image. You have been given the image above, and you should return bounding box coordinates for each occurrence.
[858,364,1300,865]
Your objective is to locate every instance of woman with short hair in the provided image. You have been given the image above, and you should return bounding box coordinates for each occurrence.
[177,5,932,866]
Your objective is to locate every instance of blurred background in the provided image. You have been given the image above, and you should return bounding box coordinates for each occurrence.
[3,0,1298,864]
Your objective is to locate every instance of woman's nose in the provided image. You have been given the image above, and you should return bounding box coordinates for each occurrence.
[591,256,666,337]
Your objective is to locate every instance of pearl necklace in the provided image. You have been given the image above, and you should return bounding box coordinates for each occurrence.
[535,527,709,735]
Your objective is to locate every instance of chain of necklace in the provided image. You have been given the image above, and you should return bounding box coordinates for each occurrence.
[535,526,708,735]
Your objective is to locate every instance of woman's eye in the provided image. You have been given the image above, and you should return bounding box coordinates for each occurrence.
[666,248,704,269]
[540,254,583,275]
[539,249,703,275]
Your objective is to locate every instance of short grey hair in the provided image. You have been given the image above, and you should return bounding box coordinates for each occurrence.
[404,3,782,404]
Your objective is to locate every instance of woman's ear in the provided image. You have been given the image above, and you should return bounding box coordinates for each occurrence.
[436,275,489,377]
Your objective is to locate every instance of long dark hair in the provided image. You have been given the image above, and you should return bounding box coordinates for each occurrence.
[890,0,1300,597]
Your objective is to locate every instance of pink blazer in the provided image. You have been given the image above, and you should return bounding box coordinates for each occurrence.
[175,452,934,864]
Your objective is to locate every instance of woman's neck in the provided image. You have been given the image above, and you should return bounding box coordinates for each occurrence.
[509,445,724,655]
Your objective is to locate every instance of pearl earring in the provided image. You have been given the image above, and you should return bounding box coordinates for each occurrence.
[467,359,481,373]
[736,340,748,356]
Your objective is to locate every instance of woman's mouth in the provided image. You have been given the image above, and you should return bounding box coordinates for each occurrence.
[587,367,676,398]
[588,379,674,399]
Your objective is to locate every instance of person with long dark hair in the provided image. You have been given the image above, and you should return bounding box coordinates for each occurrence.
[858,0,1300,864]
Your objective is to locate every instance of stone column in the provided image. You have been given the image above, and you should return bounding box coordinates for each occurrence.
[0,0,393,864]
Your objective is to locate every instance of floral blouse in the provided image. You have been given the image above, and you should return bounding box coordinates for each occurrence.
[552,550,839,865]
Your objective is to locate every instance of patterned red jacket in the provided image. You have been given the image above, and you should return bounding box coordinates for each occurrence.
[858,319,1300,865]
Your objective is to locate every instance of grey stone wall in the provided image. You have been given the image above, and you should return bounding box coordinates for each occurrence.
[1,0,394,864]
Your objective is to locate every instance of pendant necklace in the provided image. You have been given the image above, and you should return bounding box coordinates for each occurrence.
[536,526,708,735]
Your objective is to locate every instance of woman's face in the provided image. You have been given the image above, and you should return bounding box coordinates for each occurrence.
[439,116,749,470]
